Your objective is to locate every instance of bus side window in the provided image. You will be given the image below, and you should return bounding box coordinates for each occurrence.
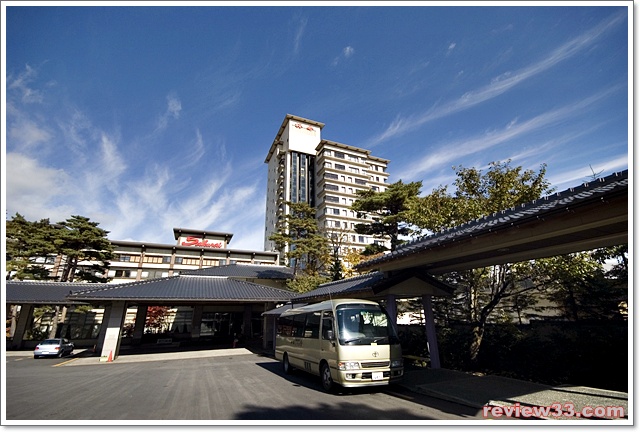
[293,315,306,337]
[305,312,321,338]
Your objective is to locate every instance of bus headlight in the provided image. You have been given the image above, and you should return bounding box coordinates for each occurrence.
[391,359,404,368]
[338,361,360,370]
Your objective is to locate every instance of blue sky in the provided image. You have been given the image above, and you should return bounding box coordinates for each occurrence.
[3,2,631,251]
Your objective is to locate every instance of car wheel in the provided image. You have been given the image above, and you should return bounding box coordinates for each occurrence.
[321,362,334,393]
[58,351,64,358]
[283,353,293,375]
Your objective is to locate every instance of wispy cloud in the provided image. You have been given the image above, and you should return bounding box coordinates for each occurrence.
[367,11,626,147]
[401,87,621,181]
[8,64,45,104]
[155,93,182,132]
[292,14,308,55]
[331,46,355,67]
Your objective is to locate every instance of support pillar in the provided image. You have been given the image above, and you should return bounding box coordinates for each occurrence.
[100,301,127,362]
[6,304,17,339]
[263,302,276,350]
[131,305,148,345]
[97,304,112,351]
[421,295,441,369]
[11,304,34,349]
[191,305,203,340]
[385,294,398,326]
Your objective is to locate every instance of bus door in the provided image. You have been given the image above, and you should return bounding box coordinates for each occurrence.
[320,311,337,362]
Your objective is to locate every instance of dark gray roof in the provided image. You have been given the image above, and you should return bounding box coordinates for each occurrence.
[67,275,296,303]
[357,169,629,270]
[180,264,294,279]
[292,272,385,303]
[5,281,94,304]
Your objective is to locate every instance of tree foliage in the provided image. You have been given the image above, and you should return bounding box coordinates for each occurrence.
[6,213,114,282]
[414,161,556,362]
[409,160,553,232]
[269,202,331,292]
[351,180,422,251]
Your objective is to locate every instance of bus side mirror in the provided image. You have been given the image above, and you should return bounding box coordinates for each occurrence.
[326,330,334,340]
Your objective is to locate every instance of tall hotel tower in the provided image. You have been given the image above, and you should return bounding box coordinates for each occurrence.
[264,114,390,266]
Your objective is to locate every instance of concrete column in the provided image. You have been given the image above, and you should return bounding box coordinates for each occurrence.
[6,304,17,338]
[100,301,127,362]
[131,305,147,345]
[191,305,203,339]
[96,304,112,350]
[421,295,441,369]
[11,304,34,349]
[385,294,398,326]
[263,302,275,350]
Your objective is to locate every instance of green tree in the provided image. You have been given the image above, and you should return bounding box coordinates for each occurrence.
[535,251,627,321]
[6,213,114,283]
[54,215,115,283]
[413,161,555,363]
[269,202,330,279]
[351,180,423,251]
[6,214,58,280]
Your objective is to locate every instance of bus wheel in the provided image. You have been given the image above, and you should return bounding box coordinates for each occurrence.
[321,362,334,392]
[283,353,293,374]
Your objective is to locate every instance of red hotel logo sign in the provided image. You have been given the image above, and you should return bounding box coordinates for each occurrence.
[181,236,223,248]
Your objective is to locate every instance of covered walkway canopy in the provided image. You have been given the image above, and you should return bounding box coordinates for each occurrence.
[281,170,629,368]
[6,265,296,360]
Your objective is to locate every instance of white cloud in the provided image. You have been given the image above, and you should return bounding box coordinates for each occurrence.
[401,88,620,181]
[332,45,355,66]
[367,11,626,147]
[8,64,45,104]
[5,153,75,221]
[293,14,308,55]
[8,115,52,151]
[343,46,355,58]
[155,93,182,131]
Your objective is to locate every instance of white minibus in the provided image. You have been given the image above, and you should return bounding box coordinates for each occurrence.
[275,299,404,392]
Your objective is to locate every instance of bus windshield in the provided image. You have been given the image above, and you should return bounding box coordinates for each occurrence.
[335,304,399,346]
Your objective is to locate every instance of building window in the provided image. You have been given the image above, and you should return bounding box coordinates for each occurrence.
[162,256,172,264]
[325,173,338,180]
[174,257,183,264]
[334,163,346,171]
[114,270,137,278]
[332,208,340,215]
[334,151,345,159]
[144,255,163,264]
[350,167,359,174]
[325,195,339,203]
[325,184,339,191]
[182,258,200,266]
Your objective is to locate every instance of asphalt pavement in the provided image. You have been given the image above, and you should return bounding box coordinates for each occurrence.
[5,346,629,421]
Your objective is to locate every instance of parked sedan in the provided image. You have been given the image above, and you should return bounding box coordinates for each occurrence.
[33,338,74,359]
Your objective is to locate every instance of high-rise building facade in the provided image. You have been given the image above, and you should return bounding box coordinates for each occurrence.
[264,114,390,265]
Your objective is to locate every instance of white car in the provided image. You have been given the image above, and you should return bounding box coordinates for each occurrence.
[33,338,74,359]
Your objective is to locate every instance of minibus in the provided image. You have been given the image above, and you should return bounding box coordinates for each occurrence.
[275,299,404,392]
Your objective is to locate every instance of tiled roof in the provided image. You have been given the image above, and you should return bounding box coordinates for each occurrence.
[5,281,94,304]
[292,272,385,303]
[357,169,629,270]
[180,264,294,279]
[67,275,296,302]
